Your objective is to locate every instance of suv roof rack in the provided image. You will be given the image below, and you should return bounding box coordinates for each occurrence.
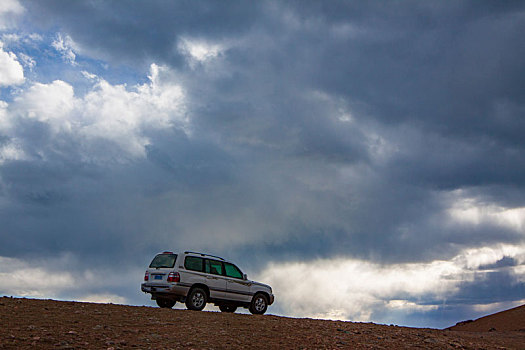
[184,251,225,261]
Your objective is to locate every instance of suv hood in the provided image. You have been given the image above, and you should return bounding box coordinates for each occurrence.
[251,281,272,290]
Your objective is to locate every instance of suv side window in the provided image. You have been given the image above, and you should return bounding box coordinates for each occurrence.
[224,262,243,279]
[205,259,224,275]
[184,256,204,272]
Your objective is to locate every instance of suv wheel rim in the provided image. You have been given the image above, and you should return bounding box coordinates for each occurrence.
[255,297,266,312]
[192,292,204,308]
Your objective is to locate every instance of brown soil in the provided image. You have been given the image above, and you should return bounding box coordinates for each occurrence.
[448,304,525,333]
[1,297,524,349]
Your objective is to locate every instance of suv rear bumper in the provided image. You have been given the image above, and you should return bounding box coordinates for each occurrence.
[141,282,189,297]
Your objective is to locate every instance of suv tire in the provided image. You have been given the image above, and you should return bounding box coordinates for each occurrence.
[249,293,268,315]
[156,298,175,308]
[219,304,237,313]
[185,287,207,311]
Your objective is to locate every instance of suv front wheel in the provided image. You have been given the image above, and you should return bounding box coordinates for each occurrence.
[185,287,207,311]
[249,293,268,315]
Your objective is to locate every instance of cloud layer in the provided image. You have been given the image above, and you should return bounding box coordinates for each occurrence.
[0,0,524,327]
[258,243,525,327]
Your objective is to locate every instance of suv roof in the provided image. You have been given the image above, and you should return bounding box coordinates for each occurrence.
[183,251,225,261]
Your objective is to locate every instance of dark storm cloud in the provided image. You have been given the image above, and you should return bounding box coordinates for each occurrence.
[383,129,525,190]
[0,127,238,261]
[2,2,522,257]
[296,2,525,128]
[4,0,521,257]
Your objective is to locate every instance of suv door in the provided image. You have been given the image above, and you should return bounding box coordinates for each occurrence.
[224,262,252,302]
[204,259,228,299]
[181,255,207,286]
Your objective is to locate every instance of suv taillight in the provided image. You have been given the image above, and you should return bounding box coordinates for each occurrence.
[167,272,180,283]
[144,271,149,281]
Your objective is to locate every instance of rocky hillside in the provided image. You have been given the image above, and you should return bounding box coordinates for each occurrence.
[448,304,525,332]
[1,297,524,349]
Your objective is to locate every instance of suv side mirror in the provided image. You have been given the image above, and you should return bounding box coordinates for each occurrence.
[243,273,248,280]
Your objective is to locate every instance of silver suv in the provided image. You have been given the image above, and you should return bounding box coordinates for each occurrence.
[141,251,274,314]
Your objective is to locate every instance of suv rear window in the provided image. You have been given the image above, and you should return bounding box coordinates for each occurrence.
[149,254,177,268]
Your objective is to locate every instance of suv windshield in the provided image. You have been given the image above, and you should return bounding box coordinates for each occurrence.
[149,254,177,268]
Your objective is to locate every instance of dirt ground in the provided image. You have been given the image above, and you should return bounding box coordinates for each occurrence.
[1,297,525,349]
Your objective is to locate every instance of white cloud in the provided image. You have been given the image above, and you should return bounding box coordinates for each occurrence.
[0,41,24,86]
[2,63,187,162]
[386,299,438,312]
[0,33,42,71]
[0,0,24,30]
[453,244,525,270]
[0,255,135,304]
[177,36,224,68]
[255,244,525,324]
[257,257,461,322]
[17,52,35,70]
[447,190,525,233]
[79,64,187,159]
[1,32,42,46]
[51,33,77,65]
[0,33,20,43]
[0,141,26,164]
[15,80,75,125]
[0,256,75,298]
[81,70,97,81]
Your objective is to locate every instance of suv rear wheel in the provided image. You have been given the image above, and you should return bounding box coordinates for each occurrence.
[156,298,175,308]
[185,287,207,311]
[219,304,237,313]
[249,293,268,315]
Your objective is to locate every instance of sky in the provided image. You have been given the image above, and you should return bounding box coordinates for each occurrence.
[0,0,524,328]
